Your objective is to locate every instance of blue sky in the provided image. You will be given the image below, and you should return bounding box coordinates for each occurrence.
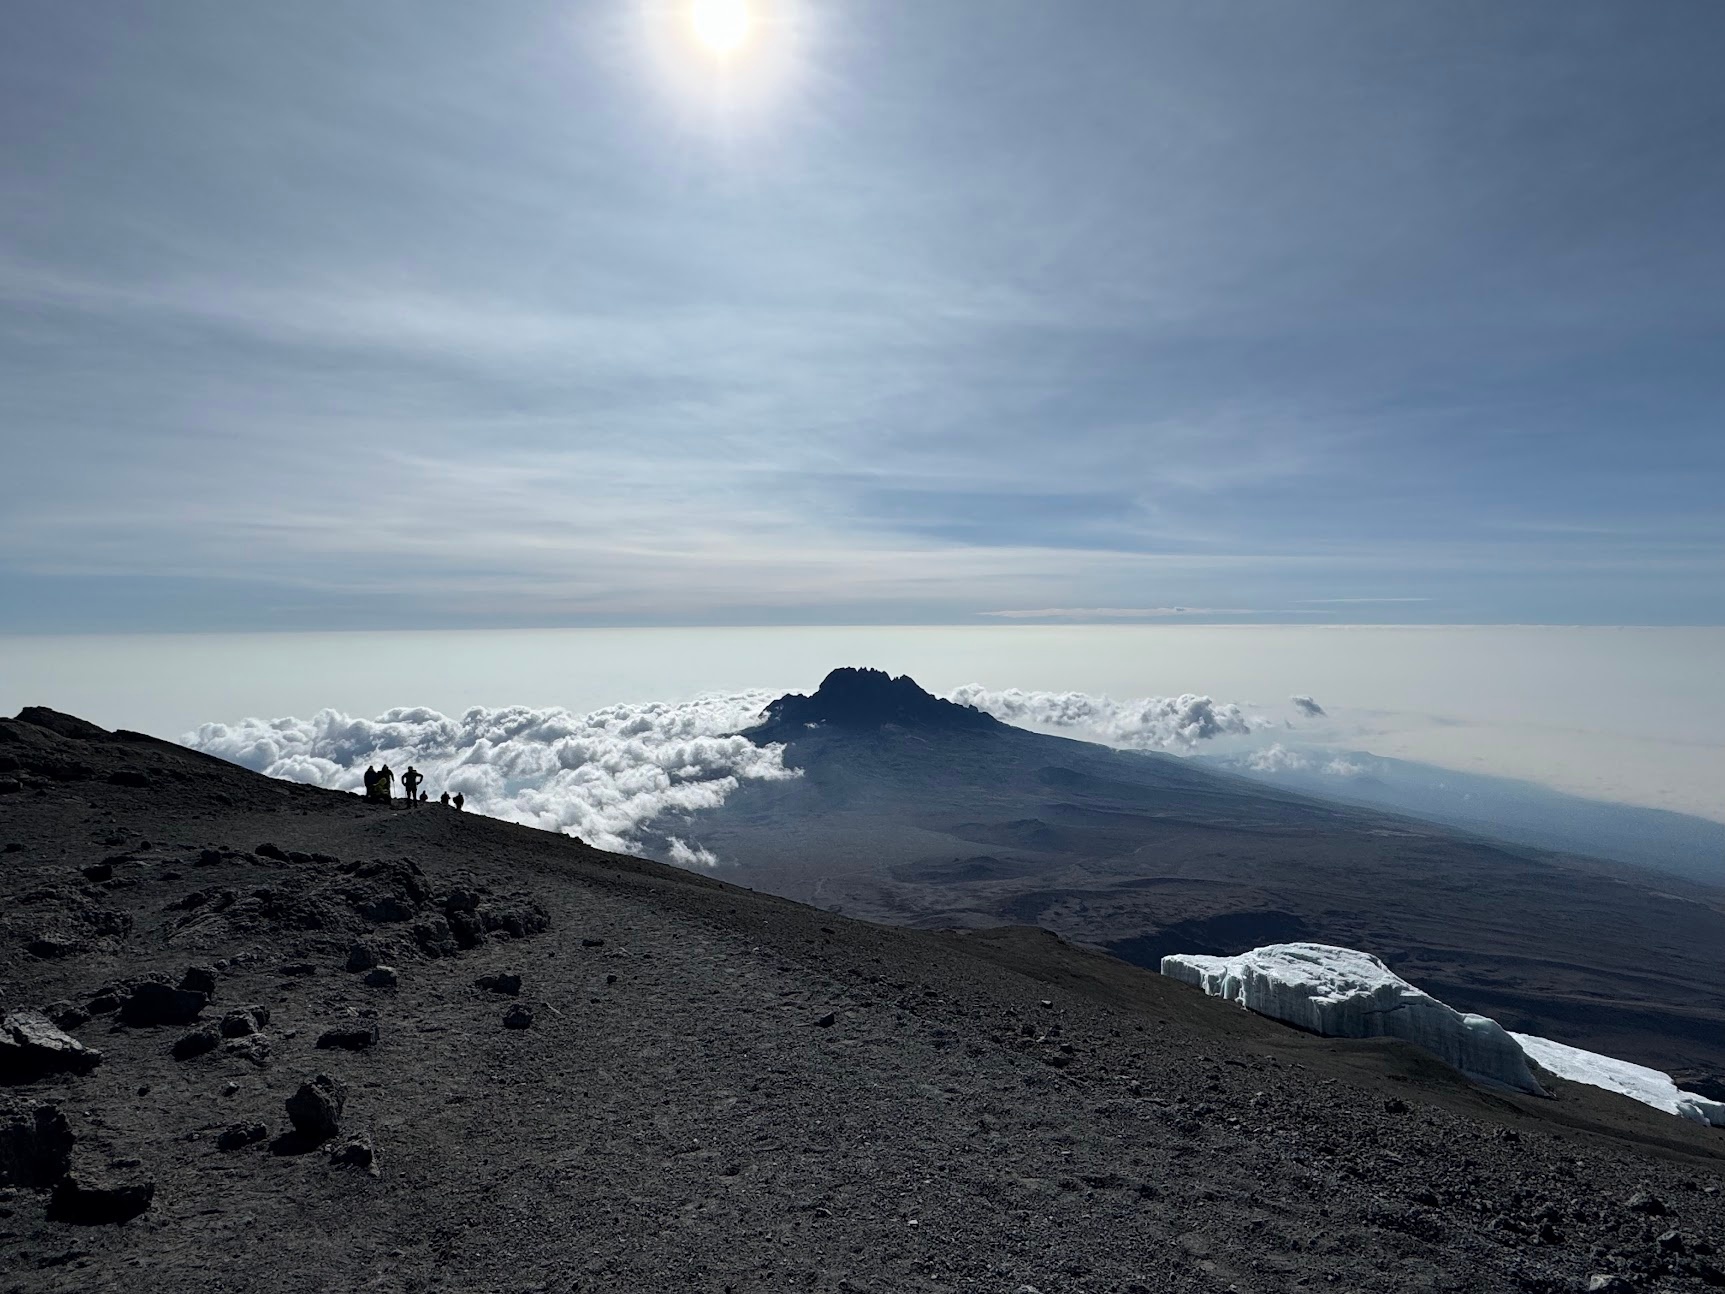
[2,1,1721,630]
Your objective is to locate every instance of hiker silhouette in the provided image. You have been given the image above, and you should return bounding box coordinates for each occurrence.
[403,766,423,804]
[439,791,450,807]
[453,792,465,811]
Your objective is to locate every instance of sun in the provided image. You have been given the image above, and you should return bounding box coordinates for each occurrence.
[688,0,754,56]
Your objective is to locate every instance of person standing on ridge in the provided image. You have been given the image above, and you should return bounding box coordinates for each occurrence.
[402,765,423,805]
[439,791,450,807]
[377,764,395,803]
[453,792,465,811]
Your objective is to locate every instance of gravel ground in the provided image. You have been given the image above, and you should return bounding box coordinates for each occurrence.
[1,709,1722,1293]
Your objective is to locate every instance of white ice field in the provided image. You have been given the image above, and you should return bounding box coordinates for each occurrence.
[1162,942,1725,1127]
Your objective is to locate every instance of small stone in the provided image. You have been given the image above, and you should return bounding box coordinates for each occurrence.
[316,1022,379,1052]
[363,966,398,989]
[345,942,380,973]
[219,1006,269,1038]
[1626,1190,1668,1216]
[255,842,289,861]
[47,1164,155,1224]
[1584,1277,1634,1293]
[221,1081,239,1096]
[582,937,605,948]
[1656,1229,1686,1254]
[215,1123,267,1152]
[118,981,208,1027]
[0,1102,75,1188]
[46,1002,89,1032]
[170,1027,218,1061]
[503,1005,535,1030]
[178,965,218,998]
[474,973,522,996]
[814,1012,836,1028]
[223,1034,272,1068]
[280,962,317,977]
[286,1074,346,1141]
[27,934,79,959]
[329,1133,374,1171]
[81,862,113,883]
[197,848,224,866]
[1383,1097,1409,1114]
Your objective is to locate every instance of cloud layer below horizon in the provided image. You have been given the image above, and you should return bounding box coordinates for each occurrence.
[185,693,792,858]
[185,682,1305,861]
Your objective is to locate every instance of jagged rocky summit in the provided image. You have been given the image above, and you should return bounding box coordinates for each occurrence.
[1162,942,1548,1095]
[751,667,999,740]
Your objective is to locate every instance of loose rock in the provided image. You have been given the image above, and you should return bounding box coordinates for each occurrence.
[286,1074,346,1142]
[48,1163,155,1224]
[179,965,218,998]
[503,1005,535,1030]
[329,1132,374,1171]
[316,1022,379,1052]
[219,1006,269,1038]
[363,966,398,989]
[0,1010,103,1079]
[475,972,522,996]
[170,1027,218,1061]
[215,1123,268,1152]
[118,981,208,1027]
[0,1101,74,1187]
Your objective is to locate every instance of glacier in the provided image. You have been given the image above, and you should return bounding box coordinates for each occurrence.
[1512,1032,1725,1128]
[1160,943,1547,1095]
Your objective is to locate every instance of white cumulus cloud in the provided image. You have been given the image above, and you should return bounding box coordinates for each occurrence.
[183,693,792,858]
[1240,743,1367,777]
[944,685,1270,751]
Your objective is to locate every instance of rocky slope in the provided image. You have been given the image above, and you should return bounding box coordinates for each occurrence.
[1,707,1722,1293]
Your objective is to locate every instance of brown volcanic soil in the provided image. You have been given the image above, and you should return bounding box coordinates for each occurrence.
[1,710,1722,1294]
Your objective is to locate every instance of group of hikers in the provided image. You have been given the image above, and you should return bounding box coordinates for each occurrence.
[362,762,464,811]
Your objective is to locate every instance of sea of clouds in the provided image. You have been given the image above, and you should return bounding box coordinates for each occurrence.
[946,685,1272,749]
[185,692,792,859]
[185,684,1325,864]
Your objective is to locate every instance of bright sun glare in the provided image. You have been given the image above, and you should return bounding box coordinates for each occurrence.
[689,0,754,56]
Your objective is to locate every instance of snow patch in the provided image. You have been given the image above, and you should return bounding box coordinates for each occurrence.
[1160,943,1546,1095]
[1512,1032,1725,1128]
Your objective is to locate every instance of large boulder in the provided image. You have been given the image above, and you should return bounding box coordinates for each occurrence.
[1161,943,1547,1095]
[0,1010,103,1081]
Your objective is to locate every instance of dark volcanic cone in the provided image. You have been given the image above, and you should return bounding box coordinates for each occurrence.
[751,667,999,741]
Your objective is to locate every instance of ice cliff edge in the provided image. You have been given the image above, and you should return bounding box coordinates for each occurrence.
[1161,942,1548,1096]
